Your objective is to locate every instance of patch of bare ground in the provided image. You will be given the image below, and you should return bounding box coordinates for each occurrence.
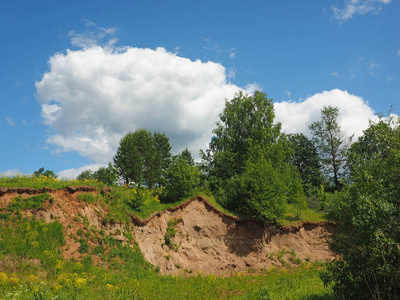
[0,188,335,276]
[133,196,336,276]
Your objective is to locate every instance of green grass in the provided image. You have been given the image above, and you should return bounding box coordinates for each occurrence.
[281,203,328,226]
[0,178,334,299]
[0,174,108,189]
[7,194,54,212]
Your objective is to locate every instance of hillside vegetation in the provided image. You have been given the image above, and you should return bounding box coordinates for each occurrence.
[0,177,334,299]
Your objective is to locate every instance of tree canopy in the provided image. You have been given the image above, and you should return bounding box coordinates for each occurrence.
[201,91,305,222]
[309,106,351,189]
[288,133,323,194]
[113,129,171,188]
[33,167,57,179]
[322,115,400,299]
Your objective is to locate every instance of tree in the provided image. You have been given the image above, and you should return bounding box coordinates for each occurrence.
[201,90,281,187]
[321,116,400,299]
[77,170,94,181]
[164,154,201,201]
[288,133,324,194]
[113,129,171,188]
[33,167,57,178]
[93,163,118,185]
[154,132,172,171]
[201,91,305,222]
[77,163,117,185]
[309,106,351,189]
[179,148,195,166]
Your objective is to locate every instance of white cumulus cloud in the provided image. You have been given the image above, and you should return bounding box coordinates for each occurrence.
[57,164,106,179]
[36,45,243,163]
[332,0,392,22]
[274,89,379,140]
[0,169,22,177]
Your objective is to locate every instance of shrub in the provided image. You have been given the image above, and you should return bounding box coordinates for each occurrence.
[163,157,201,201]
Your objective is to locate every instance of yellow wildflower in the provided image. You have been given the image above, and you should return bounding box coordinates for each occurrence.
[74,277,87,289]
[53,282,63,291]
[8,274,19,284]
[0,272,8,284]
[55,260,64,270]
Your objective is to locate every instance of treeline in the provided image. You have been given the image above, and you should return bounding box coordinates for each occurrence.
[45,90,400,298]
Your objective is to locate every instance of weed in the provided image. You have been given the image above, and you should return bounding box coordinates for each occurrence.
[78,239,89,254]
[7,194,53,212]
[164,217,183,251]
[77,193,96,203]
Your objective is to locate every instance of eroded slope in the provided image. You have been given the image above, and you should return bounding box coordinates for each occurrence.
[133,196,335,275]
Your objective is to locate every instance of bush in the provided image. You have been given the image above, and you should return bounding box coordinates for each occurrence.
[163,157,201,201]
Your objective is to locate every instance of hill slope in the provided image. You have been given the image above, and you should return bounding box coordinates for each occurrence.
[0,187,335,276]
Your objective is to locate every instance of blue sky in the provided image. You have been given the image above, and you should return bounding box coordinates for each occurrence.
[1,0,399,178]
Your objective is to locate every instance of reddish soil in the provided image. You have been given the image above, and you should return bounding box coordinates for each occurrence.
[0,188,336,276]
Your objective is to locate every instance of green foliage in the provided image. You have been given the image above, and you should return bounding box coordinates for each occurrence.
[113,129,171,188]
[164,155,201,201]
[77,169,94,181]
[78,238,89,254]
[7,194,53,212]
[288,133,324,195]
[77,163,118,185]
[33,167,58,179]
[0,174,108,189]
[94,162,118,185]
[202,91,306,222]
[0,217,64,266]
[77,193,96,203]
[202,90,282,186]
[322,116,400,299]
[164,217,182,251]
[309,106,352,189]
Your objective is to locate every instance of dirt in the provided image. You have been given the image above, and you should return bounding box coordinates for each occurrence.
[133,196,335,275]
[0,188,336,276]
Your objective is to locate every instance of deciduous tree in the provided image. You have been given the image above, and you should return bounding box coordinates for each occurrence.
[309,106,351,189]
[322,115,400,299]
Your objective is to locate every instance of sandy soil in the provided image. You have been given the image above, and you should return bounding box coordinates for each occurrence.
[0,188,335,276]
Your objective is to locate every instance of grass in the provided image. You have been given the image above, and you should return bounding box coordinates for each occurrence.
[0,177,334,299]
[0,174,107,190]
[7,193,54,212]
[281,203,328,226]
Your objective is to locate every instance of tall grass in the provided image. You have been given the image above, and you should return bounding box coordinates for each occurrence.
[0,174,107,189]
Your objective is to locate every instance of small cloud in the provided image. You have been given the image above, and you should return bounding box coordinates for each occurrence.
[284,89,292,98]
[332,0,392,22]
[69,20,118,49]
[202,38,237,60]
[387,74,394,83]
[227,67,237,79]
[228,49,236,59]
[0,169,21,177]
[5,117,16,126]
[330,72,339,76]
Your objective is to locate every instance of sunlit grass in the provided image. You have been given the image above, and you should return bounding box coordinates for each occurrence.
[0,174,108,190]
